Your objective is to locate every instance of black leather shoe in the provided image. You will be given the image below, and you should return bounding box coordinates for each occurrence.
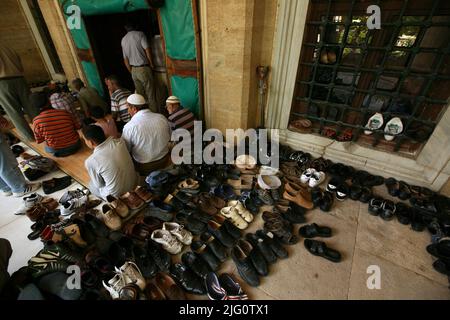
[349,184,362,201]
[231,245,260,287]
[191,240,221,271]
[359,187,373,203]
[311,187,323,207]
[385,177,399,197]
[246,233,277,264]
[170,263,206,295]
[319,191,334,212]
[281,206,306,224]
[200,232,228,262]
[380,200,396,221]
[335,183,349,201]
[213,215,241,240]
[396,203,411,225]
[133,245,157,278]
[207,220,236,248]
[326,177,342,193]
[256,230,288,259]
[146,240,171,272]
[368,198,384,216]
[237,240,268,277]
[182,251,211,279]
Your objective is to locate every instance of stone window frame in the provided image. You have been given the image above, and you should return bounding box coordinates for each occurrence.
[266,0,450,191]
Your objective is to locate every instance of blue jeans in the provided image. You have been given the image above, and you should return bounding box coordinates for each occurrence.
[45,140,81,157]
[0,134,27,193]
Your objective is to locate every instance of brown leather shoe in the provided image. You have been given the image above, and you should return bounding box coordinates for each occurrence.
[120,192,145,210]
[134,186,153,203]
[26,204,47,222]
[106,195,129,218]
[101,204,122,231]
[154,272,186,300]
[145,282,166,300]
[62,224,88,247]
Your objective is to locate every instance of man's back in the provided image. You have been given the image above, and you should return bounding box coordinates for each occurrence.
[33,109,80,149]
[0,45,23,79]
[121,31,149,67]
[85,137,137,198]
[122,109,170,163]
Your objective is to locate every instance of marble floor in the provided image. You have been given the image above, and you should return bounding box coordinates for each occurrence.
[0,144,449,299]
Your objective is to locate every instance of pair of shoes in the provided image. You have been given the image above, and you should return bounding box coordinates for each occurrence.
[42,176,72,195]
[178,178,200,195]
[311,187,334,212]
[385,178,411,200]
[304,239,342,263]
[283,182,313,209]
[199,232,229,262]
[246,230,288,264]
[101,204,122,230]
[145,200,175,221]
[59,188,90,216]
[368,198,396,221]
[28,241,78,278]
[106,195,129,218]
[221,200,253,224]
[205,273,248,300]
[151,222,193,254]
[262,211,297,245]
[191,241,222,271]
[145,273,186,300]
[14,192,44,215]
[195,193,226,216]
[326,177,349,201]
[170,263,206,295]
[207,219,239,248]
[300,168,326,187]
[103,261,146,300]
[12,183,41,198]
[364,113,403,141]
[174,208,208,235]
[348,183,373,203]
[235,154,257,172]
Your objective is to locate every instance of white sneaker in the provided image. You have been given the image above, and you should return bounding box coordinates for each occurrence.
[308,171,326,188]
[14,193,44,215]
[103,273,126,300]
[364,113,384,135]
[163,222,193,245]
[13,183,41,198]
[151,229,183,255]
[116,261,146,291]
[2,190,12,197]
[384,117,403,141]
[300,168,316,184]
[60,194,88,216]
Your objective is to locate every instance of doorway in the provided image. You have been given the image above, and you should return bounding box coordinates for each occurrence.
[83,9,162,95]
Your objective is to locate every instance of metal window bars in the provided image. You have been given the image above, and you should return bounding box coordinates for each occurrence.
[290,0,450,155]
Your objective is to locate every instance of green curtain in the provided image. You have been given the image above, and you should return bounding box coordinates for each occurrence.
[60,0,149,15]
[170,76,199,117]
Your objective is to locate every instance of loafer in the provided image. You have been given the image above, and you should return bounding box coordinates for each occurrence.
[256,230,288,259]
[106,195,129,218]
[101,204,122,231]
[211,215,241,241]
[145,200,175,222]
[120,192,145,210]
[182,251,212,279]
[237,239,268,277]
[42,176,72,195]
[231,245,260,287]
[246,233,277,264]
[200,232,228,262]
[207,220,236,248]
[151,229,183,255]
[170,263,206,295]
[134,186,153,203]
[146,240,171,272]
[191,240,221,271]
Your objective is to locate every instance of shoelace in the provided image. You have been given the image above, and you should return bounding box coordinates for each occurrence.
[162,234,179,246]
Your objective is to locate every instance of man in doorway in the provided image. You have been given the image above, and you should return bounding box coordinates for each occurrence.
[105,75,132,130]
[121,23,158,112]
[0,45,38,142]
[122,94,171,176]
[71,78,108,117]
[82,125,138,200]
[166,96,196,137]
[32,92,82,157]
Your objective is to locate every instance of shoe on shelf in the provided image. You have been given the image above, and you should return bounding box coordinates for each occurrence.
[106,195,129,218]
[162,222,193,245]
[364,113,384,135]
[151,229,183,255]
[13,183,41,198]
[384,117,403,141]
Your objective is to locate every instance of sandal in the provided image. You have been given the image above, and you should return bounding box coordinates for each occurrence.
[304,239,341,263]
[299,223,332,238]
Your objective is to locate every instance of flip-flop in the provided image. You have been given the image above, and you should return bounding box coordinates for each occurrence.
[304,239,341,263]
[299,223,332,238]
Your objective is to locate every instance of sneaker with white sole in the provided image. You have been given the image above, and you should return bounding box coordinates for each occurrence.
[300,168,316,184]
[364,113,384,135]
[59,188,90,205]
[116,261,146,291]
[103,273,127,300]
[308,171,326,188]
[384,117,403,141]
[2,190,12,197]
[13,183,41,198]
[163,222,193,245]
[60,194,88,216]
[151,229,183,255]
[14,192,45,215]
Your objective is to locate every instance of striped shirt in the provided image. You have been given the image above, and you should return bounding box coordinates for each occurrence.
[33,109,81,150]
[167,107,196,136]
[49,92,82,127]
[110,88,132,123]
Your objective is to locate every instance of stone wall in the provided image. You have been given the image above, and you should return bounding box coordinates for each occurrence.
[0,0,49,83]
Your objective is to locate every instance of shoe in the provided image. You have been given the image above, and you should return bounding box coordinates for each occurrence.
[299,223,332,238]
[42,176,72,195]
[256,189,274,205]
[170,263,206,295]
[218,273,248,300]
[319,191,334,212]
[13,183,41,198]
[59,188,89,204]
[117,261,146,291]
[227,200,254,223]
[300,168,315,184]
[207,220,236,248]
[257,174,282,190]
[237,239,268,277]
[200,232,228,262]
[103,272,126,300]
[145,282,166,300]
[182,251,211,279]
[151,229,183,255]
[304,239,342,263]
[25,203,48,222]
[308,171,326,188]
[231,245,260,287]
[61,193,89,216]
[212,214,241,240]
[134,186,153,203]
[220,207,248,230]
[384,117,403,141]
[38,242,79,264]
[145,200,175,222]
[154,272,186,300]
[359,187,373,203]
[283,189,313,209]
[256,230,288,259]
[146,240,171,272]
[14,192,45,215]
[120,192,145,210]
[326,177,341,193]
[349,184,363,200]
[368,198,384,216]
[119,283,141,300]
[133,245,157,278]
[106,195,129,218]
[28,256,69,279]
[247,231,278,263]
[101,204,122,231]
[162,222,193,245]
[191,240,221,271]
[396,203,411,225]
[380,200,396,221]
[364,113,384,135]
[205,272,227,300]
[335,183,349,201]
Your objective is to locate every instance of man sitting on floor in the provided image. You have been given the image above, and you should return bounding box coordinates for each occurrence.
[122,94,171,176]
[82,125,138,199]
[105,75,132,131]
[71,78,108,118]
[166,95,196,137]
[90,106,120,139]
[32,92,82,157]
[49,85,82,127]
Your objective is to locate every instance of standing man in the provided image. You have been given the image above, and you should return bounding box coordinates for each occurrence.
[121,23,158,112]
[0,45,37,141]
[105,75,132,130]
[71,78,108,117]
[122,94,171,176]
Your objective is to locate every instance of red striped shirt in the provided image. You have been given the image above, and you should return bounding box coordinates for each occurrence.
[33,109,81,150]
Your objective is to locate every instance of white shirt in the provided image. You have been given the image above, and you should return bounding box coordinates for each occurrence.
[121,31,150,66]
[85,137,138,199]
[122,109,171,164]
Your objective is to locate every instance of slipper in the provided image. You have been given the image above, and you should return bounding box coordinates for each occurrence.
[426,240,450,260]
[299,223,332,238]
[304,239,341,263]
